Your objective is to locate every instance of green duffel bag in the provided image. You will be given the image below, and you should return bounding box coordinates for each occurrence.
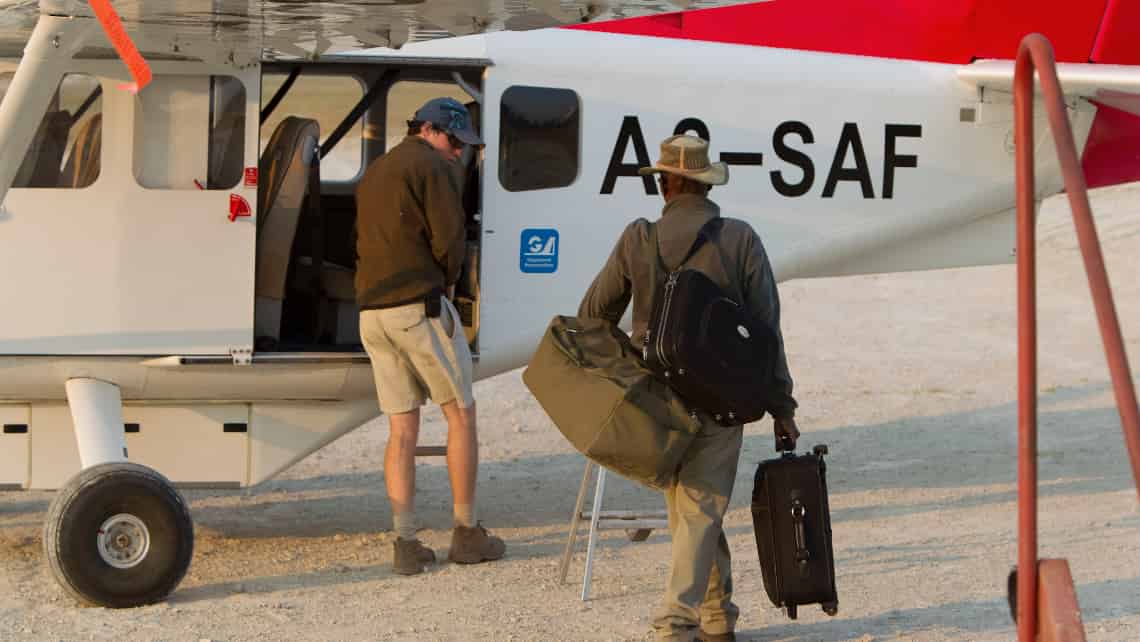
[523,315,703,490]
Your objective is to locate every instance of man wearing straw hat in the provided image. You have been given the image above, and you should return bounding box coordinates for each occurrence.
[579,135,799,641]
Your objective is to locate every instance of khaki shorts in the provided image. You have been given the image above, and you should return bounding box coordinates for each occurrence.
[360,297,474,415]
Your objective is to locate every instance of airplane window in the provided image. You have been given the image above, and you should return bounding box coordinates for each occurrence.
[134,75,246,190]
[498,86,580,192]
[261,74,364,182]
[1,73,103,189]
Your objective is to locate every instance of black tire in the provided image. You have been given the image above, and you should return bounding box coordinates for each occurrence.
[44,462,194,608]
[625,528,653,542]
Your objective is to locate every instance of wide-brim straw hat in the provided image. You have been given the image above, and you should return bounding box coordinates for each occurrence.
[637,134,728,186]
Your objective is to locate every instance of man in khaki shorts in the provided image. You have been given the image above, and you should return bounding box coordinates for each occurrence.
[355,97,505,575]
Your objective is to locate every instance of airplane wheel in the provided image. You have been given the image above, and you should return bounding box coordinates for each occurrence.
[44,462,194,608]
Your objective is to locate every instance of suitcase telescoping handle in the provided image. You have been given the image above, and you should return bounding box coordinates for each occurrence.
[791,500,811,564]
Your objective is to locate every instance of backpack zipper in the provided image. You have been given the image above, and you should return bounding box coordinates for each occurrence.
[653,272,679,370]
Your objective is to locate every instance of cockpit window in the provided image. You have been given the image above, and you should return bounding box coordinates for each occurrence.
[2,73,103,189]
[498,86,580,192]
[133,75,246,190]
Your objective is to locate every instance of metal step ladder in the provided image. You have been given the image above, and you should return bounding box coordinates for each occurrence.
[557,460,668,600]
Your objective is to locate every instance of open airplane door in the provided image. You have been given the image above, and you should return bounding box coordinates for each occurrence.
[0,60,260,356]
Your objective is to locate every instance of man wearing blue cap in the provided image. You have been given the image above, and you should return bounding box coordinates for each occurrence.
[355,97,504,576]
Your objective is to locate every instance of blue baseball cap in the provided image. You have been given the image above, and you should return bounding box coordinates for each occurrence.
[413,97,483,146]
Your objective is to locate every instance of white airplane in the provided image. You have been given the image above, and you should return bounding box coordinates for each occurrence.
[0,0,1138,610]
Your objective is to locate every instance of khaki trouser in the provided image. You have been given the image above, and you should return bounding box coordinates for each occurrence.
[653,420,744,641]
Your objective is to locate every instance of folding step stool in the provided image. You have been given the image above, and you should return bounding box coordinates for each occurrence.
[558,460,668,600]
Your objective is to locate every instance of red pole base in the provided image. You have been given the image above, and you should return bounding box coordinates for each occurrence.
[1038,559,1087,642]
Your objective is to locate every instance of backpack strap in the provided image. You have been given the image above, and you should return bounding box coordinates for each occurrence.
[648,217,743,304]
[649,217,715,274]
[702,220,746,305]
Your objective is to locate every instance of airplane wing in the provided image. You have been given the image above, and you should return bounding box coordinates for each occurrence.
[957,61,1140,117]
[0,0,754,60]
[957,60,1140,189]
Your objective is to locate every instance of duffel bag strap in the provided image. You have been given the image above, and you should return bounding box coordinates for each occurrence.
[647,222,666,298]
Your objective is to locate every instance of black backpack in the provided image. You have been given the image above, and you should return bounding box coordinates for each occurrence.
[642,218,780,426]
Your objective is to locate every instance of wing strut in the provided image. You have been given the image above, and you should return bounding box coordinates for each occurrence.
[260,66,301,125]
[320,69,399,160]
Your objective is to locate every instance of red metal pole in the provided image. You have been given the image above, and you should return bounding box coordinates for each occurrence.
[1014,33,1140,641]
[1014,38,1039,642]
[1018,36,1140,502]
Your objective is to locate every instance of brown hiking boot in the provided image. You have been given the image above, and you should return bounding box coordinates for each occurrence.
[447,523,506,564]
[393,537,436,575]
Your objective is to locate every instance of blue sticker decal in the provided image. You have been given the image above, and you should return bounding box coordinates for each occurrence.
[520,229,559,274]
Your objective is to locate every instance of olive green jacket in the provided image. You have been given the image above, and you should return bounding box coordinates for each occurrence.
[578,194,797,418]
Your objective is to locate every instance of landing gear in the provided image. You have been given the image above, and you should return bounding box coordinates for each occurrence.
[43,378,194,607]
[44,462,194,608]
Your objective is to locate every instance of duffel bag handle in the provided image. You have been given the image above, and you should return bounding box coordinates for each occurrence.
[553,322,589,366]
[549,316,632,368]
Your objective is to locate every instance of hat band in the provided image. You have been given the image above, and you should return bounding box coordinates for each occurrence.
[659,160,713,172]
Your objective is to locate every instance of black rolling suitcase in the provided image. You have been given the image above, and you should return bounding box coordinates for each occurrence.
[750,444,838,619]
[642,219,780,426]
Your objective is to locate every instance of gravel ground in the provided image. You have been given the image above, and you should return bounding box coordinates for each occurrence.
[2,184,1138,641]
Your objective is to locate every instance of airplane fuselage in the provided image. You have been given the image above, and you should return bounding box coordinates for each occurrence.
[0,26,1100,489]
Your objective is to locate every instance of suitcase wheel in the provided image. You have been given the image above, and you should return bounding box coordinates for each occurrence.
[785,604,797,620]
[822,602,838,617]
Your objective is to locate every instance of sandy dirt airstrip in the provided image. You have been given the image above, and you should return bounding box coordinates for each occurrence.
[2,184,1139,640]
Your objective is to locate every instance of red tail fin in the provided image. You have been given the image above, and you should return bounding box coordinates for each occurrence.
[1083,102,1140,189]
[1083,0,1140,188]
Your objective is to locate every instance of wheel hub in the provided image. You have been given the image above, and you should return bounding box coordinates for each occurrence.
[97,514,150,569]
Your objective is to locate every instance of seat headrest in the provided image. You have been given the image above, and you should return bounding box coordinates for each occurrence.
[258,116,320,218]
[63,113,102,189]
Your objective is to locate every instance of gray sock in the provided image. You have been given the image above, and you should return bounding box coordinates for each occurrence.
[394,512,417,541]
[454,504,476,528]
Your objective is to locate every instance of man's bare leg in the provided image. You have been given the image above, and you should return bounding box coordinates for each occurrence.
[441,400,505,563]
[441,400,477,520]
[386,408,420,539]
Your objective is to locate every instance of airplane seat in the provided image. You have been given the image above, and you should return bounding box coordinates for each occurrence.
[62,114,102,188]
[255,116,321,343]
[13,110,71,188]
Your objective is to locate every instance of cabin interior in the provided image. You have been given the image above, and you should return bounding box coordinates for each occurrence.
[254,61,485,355]
[0,59,487,356]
